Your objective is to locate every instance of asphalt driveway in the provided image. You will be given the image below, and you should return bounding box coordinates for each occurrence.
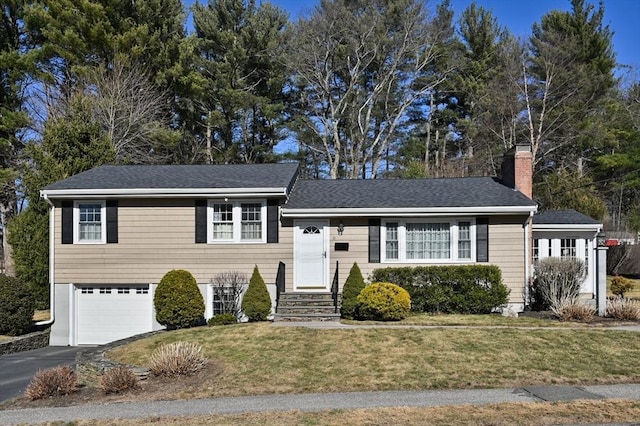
[0,346,86,402]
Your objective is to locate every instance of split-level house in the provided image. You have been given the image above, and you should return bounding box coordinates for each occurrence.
[41,144,604,345]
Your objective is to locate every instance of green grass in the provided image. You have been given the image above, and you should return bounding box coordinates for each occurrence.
[343,313,587,327]
[109,323,640,398]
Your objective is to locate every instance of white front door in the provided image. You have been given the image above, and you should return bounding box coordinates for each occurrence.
[294,220,329,291]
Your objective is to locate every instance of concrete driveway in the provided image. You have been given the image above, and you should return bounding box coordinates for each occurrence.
[0,346,86,402]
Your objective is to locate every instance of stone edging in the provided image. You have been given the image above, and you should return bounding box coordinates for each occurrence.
[0,329,51,356]
[75,330,164,385]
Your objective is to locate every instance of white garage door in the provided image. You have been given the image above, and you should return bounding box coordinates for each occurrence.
[76,285,152,345]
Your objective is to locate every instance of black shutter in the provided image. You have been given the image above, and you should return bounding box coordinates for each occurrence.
[368,218,381,263]
[61,201,73,244]
[267,199,279,243]
[195,200,207,243]
[106,200,118,243]
[476,217,489,262]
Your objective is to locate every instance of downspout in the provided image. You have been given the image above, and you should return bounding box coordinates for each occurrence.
[523,211,534,309]
[36,194,55,326]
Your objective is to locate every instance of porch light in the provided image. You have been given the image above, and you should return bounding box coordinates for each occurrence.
[337,222,344,235]
[596,229,606,247]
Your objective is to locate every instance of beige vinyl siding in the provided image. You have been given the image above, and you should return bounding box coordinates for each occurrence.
[53,199,293,285]
[487,216,527,305]
[322,216,527,306]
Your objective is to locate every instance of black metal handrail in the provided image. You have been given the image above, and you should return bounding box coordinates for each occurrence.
[331,260,339,313]
[275,261,285,313]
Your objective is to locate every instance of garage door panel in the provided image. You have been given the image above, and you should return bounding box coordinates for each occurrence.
[76,285,152,345]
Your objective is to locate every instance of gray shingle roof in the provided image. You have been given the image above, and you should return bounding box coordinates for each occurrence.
[533,209,601,225]
[42,163,300,191]
[285,177,537,209]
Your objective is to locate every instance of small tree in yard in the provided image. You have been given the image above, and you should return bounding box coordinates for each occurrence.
[211,271,246,317]
[0,274,36,336]
[154,269,205,329]
[341,262,366,319]
[533,257,586,316]
[610,275,634,297]
[241,266,271,321]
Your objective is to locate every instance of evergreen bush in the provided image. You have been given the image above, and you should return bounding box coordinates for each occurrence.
[154,269,205,329]
[610,275,634,297]
[357,282,411,321]
[241,266,271,321]
[340,262,366,319]
[371,265,509,314]
[208,313,238,326]
[0,274,36,336]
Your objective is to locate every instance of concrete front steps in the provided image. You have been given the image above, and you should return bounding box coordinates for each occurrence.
[274,292,341,322]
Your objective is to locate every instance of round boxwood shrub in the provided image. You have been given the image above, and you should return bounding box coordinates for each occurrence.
[0,274,36,336]
[357,282,411,321]
[241,266,271,321]
[207,313,237,326]
[341,262,366,319]
[154,269,205,329]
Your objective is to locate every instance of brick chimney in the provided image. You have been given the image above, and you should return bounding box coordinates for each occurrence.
[501,143,533,199]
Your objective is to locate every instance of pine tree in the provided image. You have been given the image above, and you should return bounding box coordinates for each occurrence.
[241,266,272,321]
[340,263,366,319]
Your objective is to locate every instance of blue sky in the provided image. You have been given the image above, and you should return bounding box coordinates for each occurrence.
[187,0,639,71]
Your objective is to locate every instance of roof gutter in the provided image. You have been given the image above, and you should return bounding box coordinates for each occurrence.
[532,224,602,232]
[281,205,537,218]
[40,187,289,199]
[36,193,55,326]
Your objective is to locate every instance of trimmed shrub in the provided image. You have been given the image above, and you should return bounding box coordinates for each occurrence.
[341,262,366,319]
[241,266,271,321]
[100,366,139,394]
[533,258,585,315]
[371,265,509,314]
[25,366,78,400]
[149,342,207,377]
[607,296,640,320]
[610,275,634,297]
[154,269,205,329]
[0,274,36,336]
[556,302,596,322]
[208,313,237,326]
[357,282,411,321]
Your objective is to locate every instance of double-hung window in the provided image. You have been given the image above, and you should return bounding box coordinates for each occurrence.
[382,219,475,262]
[74,201,106,244]
[208,200,266,243]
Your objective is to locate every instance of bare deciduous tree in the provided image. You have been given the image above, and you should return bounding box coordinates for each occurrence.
[287,0,452,179]
[211,271,247,317]
[87,59,179,164]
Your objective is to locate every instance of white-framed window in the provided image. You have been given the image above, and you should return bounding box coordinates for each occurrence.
[385,222,399,260]
[74,201,106,244]
[560,238,577,258]
[381,219,476,263]
[207,199,266,243]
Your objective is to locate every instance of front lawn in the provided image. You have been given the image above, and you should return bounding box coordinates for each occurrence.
[343,313,594,327]
[109,323,640,398]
